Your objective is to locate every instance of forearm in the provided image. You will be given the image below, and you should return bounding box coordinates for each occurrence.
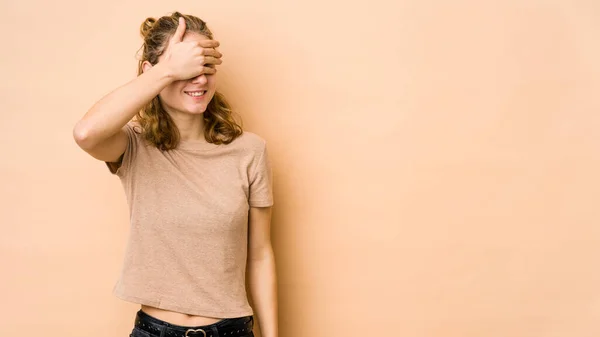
[74,62,174,147]
[247,247,278,337]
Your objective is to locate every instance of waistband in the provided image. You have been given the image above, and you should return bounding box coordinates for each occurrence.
[134,309,253,337]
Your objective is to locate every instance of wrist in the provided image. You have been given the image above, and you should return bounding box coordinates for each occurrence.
[152,62,176,83]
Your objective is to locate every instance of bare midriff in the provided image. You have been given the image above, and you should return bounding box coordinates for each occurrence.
[141,305,225,326]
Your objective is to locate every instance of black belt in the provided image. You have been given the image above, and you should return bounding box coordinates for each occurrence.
[134,309,253,337]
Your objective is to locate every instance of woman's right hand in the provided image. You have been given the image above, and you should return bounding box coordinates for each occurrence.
[161,17,223,81]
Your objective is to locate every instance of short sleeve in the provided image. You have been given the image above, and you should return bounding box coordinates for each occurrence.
[248,142,274,207]
[105,123,139,176]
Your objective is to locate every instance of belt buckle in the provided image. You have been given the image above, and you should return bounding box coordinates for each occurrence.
[185,328,206,337]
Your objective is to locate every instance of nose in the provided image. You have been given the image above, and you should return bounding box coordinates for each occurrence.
[190,74,208,85]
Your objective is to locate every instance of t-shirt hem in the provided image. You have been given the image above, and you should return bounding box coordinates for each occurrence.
[249,200,274,207]
[113,289,254,318]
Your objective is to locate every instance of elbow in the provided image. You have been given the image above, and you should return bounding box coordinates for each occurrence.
[72,120,97,150]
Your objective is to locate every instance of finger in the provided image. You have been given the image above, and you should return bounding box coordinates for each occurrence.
[197,39,220,48]
[200,49,223,58]
[201,56,223,66]
[201,66,217,75]
[171,17,186,43]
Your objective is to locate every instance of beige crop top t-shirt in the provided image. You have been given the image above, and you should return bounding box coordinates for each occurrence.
[105,122,273,317]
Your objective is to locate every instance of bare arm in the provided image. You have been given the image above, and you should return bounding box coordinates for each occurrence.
[72,63,175,162]
[247,206,278,337]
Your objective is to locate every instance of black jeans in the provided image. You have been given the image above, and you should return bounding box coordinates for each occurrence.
[130,309,254,337]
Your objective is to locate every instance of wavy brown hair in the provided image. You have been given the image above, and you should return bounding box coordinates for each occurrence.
[136,11,243,151]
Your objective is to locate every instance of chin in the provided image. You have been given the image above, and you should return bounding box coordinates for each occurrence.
[183,105,208,114]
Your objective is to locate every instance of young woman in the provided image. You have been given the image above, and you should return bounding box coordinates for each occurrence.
[73,12,277,337]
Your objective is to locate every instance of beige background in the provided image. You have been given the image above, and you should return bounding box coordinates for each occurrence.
[1,0,599,336]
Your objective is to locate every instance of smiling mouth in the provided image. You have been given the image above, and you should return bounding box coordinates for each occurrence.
[184,91,206,97]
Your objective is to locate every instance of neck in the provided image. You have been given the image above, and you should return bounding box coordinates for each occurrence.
[167,111,207,142]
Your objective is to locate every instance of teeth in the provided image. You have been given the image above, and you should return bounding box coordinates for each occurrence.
[186,91,205,97]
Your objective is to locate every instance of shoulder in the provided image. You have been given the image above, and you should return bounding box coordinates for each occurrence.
[232,131,267,152]
[122,121,146,146]
[115,120,144,141]
[126,120,143,134]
